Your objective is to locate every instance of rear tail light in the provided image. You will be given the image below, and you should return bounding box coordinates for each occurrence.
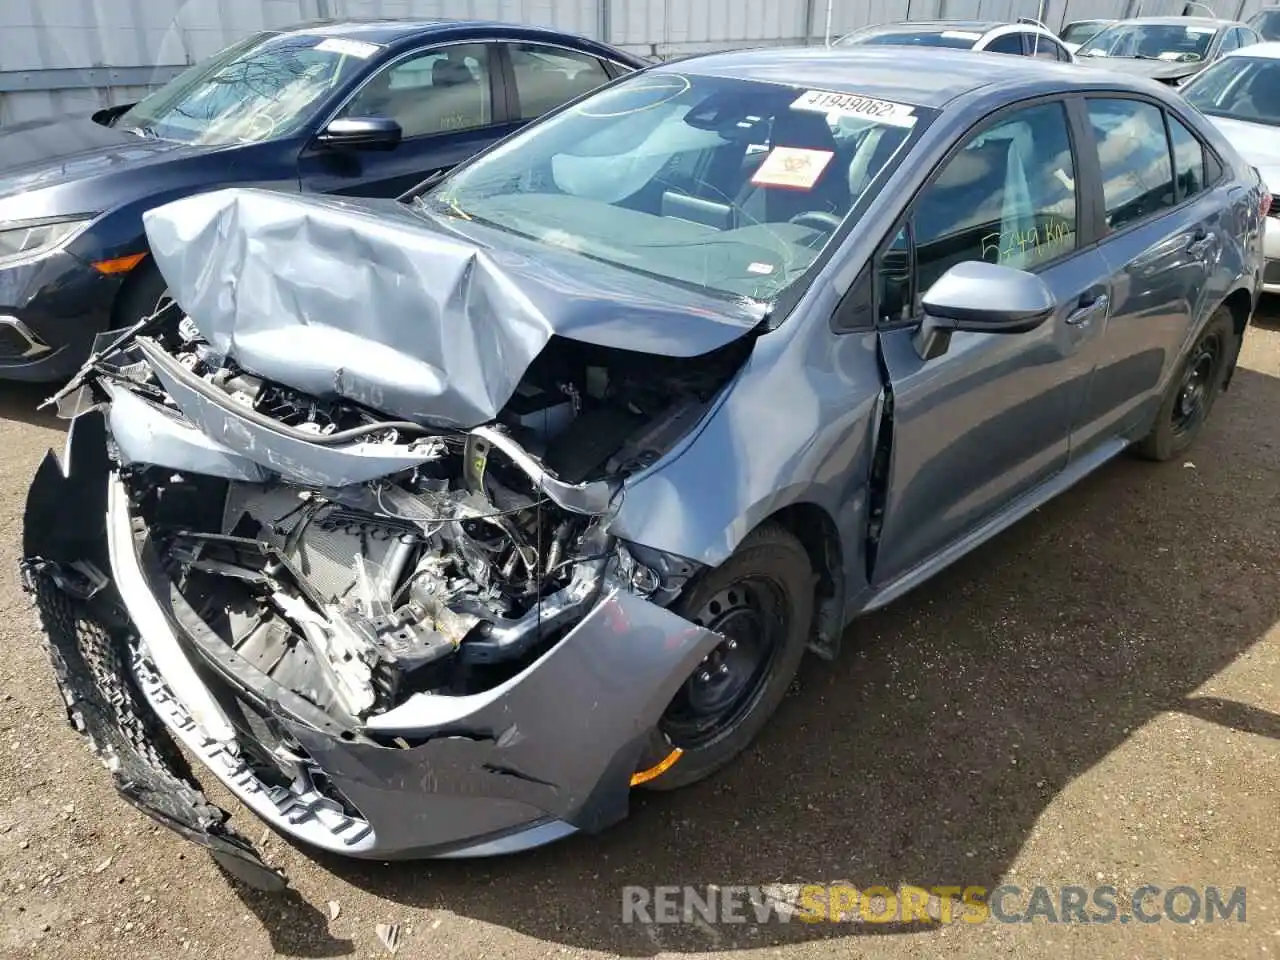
[1263,191,1274,219]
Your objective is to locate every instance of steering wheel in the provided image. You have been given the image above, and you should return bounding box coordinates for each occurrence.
[788,211,843,234]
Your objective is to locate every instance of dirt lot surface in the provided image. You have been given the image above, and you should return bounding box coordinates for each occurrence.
[0,315,1277,960]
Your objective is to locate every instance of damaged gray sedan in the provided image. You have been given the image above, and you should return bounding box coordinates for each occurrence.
[22,46,1263,888]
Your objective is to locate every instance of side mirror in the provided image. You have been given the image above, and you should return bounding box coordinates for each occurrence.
[914,260,1055,361]
[315,116,402,151]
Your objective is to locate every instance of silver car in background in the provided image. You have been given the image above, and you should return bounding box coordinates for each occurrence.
[1075,16,1261,85]
[1059,18,1115,54]
[22,46,1264,889]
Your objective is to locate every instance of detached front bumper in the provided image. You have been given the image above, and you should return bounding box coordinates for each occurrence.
[23,412,720,879]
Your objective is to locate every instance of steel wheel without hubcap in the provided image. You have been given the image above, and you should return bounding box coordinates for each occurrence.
[1171,331,1222,441]
[1134,308,1238,463]
[634,523,812,791]
[660,578,788,750]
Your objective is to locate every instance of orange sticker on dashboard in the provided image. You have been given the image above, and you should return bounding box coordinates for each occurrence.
[750,147,834,191]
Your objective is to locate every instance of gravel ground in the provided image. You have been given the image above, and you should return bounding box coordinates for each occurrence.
[0,315,1277,960]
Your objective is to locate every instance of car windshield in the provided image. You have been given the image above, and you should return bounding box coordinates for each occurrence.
[117,31,374,144]
[422,72,928,300]
[840,29,980,49]
[1060,21,1109,45]
[1078,23,1217,61]
[1182,55,1280,126]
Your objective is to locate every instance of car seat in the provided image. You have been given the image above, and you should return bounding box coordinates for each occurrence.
[734,109,850,226]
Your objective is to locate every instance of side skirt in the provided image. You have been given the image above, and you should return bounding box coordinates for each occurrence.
[860,436,1129,614]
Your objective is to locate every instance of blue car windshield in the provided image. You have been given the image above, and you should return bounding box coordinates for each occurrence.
[117,32,374,144]
[426,72,928,300]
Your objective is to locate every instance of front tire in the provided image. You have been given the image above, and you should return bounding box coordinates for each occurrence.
[1134,308,1237,462]
[636,523,814,791]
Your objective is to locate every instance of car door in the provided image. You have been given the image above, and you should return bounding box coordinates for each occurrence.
[1065,96,1227,455]
[868,98,1113,587]
[297,42,517,197]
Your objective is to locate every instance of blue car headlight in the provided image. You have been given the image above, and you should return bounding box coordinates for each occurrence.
[0,217,92,266]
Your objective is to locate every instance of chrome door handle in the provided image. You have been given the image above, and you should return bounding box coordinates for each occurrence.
[1065,294,1108,326]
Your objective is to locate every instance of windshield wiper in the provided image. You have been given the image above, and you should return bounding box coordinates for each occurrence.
[415,192,472,222]
[397,168,449,203]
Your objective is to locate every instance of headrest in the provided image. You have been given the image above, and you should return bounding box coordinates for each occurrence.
[932,139,1010,191]
[433,59,474,87]
[771,109,840,152]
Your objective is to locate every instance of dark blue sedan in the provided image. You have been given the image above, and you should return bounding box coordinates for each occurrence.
[0,19,643,382]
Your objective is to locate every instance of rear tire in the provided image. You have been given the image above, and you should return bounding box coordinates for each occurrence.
[635,523,813,791]
[1134,308,1237,462]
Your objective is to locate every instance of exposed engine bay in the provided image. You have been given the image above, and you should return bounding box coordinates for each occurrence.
[89,313,748,725]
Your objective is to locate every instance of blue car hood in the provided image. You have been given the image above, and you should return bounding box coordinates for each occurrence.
[142,187,765,429]
[0,114,217,202]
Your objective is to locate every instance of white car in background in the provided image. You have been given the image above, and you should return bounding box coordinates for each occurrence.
[835,19,1076,62]
[1180,42,1280,291]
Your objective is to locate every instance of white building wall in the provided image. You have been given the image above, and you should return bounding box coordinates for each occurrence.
[1,0,1273,123]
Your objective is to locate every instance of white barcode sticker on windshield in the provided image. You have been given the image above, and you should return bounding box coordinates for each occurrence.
[791,90,917,128]
[313,37,380,59]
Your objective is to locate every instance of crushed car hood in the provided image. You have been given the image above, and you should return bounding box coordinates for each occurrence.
[1075,56,1202,83]
[142,188,767,428]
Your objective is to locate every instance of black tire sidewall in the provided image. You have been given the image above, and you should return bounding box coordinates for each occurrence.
[638,524,814,791]
[1137,309,1237,462]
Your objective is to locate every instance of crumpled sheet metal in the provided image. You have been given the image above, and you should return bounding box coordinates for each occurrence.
[142,188,762,429]
[138,339,443,488]
[102,380,273,483]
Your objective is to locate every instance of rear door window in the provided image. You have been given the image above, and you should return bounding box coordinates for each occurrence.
[984,32,1026,55]
[1025,33,1065,60]
[1168,114,1207,201]
[1085,98,1176,230]
[508,43,612,120]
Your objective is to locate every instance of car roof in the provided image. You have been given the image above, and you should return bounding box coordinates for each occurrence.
[663,46,1125,110]
[863,19,1008,32]
[1224,40,1280,58]
[276,17,570,45]
[1114,16,1236,28]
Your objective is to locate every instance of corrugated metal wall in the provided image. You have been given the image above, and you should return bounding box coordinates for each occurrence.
[1,0,1276,123]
